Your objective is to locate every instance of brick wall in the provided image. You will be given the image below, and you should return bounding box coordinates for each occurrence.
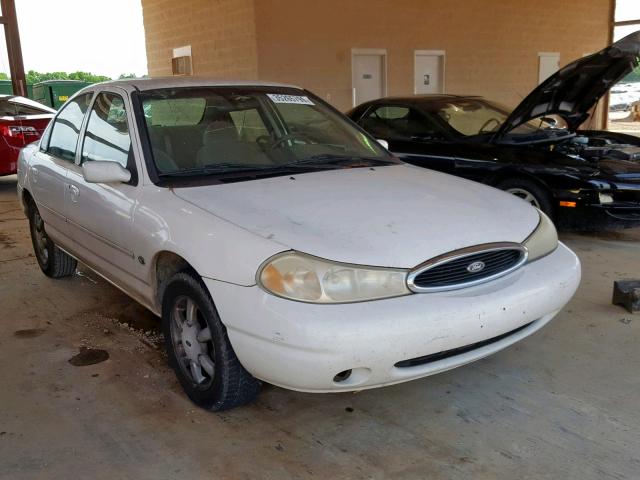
[142,0,612,116]
[142,0,258,78]
[254,0,613,113]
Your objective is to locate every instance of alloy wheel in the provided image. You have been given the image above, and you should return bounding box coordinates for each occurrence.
[169,295,216,388]
[33,210,49,266]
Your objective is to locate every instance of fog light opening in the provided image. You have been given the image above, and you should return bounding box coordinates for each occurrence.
[333,369,352,383]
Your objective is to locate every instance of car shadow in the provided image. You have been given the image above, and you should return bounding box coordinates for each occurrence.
[0,174,17,194]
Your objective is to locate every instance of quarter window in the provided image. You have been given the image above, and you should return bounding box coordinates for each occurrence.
[47,93,92,161]
[81,92,132,168]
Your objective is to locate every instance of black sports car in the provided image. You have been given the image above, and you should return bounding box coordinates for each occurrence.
[348,31,640,230]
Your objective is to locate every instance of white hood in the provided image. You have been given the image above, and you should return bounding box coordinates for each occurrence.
[173,164,540,268]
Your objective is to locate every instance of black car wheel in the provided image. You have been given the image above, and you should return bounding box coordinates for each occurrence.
[497,178,555,219]
[161,271,261,411]
[28,201,77,278]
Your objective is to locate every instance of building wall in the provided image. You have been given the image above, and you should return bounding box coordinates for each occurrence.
[142,0,259,78]
[142,0,612,118]
[254,0,613,113]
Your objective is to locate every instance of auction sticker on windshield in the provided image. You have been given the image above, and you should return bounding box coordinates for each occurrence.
[267,94,315,105]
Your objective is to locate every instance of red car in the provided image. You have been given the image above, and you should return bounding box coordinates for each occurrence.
[0,95,55,176]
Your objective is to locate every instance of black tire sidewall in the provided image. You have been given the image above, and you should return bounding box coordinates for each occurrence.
[161,273,230,409]
[28,203,52,273]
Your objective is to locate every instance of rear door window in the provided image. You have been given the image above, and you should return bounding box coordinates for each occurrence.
[47,93,93,162]
[144,97,206,126]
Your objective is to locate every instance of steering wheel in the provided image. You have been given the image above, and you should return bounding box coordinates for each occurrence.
[479,117,501,133]
[259,133,312,150]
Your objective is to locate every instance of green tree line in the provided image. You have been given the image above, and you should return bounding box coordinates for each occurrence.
[0,70,140,83]
[624,65,640,83]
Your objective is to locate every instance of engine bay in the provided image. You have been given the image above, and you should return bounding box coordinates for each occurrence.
[551,135,640,162]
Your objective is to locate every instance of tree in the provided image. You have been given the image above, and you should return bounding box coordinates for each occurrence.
[25,70,111,84]
[623,65,640,83]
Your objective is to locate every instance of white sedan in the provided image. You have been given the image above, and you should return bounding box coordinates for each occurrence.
[17,78,581,411]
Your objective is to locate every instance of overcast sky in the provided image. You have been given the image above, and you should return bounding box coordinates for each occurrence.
[0,0,148,79]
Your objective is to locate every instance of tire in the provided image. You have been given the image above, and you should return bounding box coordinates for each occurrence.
[161,271,261,411]
[28,201,77,278]
[496,178,555,220]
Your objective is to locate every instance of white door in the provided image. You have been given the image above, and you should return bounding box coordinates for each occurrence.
[352,52,385,106]
[65,89,143,295]
[538,53,560,84]
[414,52,444,94]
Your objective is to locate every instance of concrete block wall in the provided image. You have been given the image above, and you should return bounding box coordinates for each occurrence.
[142,0,258,79]
[142,0,613,115]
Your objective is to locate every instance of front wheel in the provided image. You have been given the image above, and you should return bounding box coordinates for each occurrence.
[496,178,555,220]
[161,272,261,411]
[28,202,77,278]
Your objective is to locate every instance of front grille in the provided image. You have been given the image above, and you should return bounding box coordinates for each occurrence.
[408,244,526,292]
[394,321,534,368]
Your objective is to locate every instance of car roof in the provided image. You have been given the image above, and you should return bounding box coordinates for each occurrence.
[93,76,303,92]
[363,94,483,106]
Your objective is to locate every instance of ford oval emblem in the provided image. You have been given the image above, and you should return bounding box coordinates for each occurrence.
[467,261,485,273]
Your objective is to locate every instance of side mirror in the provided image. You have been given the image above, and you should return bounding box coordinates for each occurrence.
[540,116,558,127]
[376,139,389,150]
[82,161,131,184]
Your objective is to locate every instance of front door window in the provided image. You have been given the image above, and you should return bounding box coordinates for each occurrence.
[81,92,132,169]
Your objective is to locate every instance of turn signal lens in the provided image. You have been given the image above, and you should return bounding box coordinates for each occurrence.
[523,209,558,261]
[258,252,409,303]
[559,201,577,208]
[598,193,614,204]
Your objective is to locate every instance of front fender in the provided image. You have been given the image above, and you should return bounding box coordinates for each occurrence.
[132,187,287,288]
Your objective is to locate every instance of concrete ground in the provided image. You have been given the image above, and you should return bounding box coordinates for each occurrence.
[0,174,639,480]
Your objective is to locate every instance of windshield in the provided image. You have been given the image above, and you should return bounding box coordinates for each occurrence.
[139,87,391,179]
[430,99,566,137]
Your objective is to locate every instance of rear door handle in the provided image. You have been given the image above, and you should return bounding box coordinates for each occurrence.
[69,184,80,202]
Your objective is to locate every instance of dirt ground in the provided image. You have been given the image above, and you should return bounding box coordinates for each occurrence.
[1,174,639,480]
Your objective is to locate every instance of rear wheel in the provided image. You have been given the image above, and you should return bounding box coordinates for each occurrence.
[28,201,77,278]
[161,271,261,411]
[496,178,555,219]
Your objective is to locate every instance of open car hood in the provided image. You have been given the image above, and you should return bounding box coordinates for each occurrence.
[494,30,640,141]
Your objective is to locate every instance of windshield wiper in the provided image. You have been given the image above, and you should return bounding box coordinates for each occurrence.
[281,154,395,168]
[158,163,282,177]
[157,155,395,181]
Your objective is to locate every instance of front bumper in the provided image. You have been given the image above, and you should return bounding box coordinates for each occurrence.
[556,185,640,230]
[557,203,640,230]
[205,243,580,393]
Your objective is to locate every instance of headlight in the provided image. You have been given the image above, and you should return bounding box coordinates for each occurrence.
[257,251,410,303]
[522,209,558,261]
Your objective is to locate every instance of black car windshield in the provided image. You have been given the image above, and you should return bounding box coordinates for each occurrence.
[429,99,566,137]
[139,87,392,178]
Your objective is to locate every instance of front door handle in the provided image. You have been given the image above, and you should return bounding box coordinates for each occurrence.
[69,184,80,202]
